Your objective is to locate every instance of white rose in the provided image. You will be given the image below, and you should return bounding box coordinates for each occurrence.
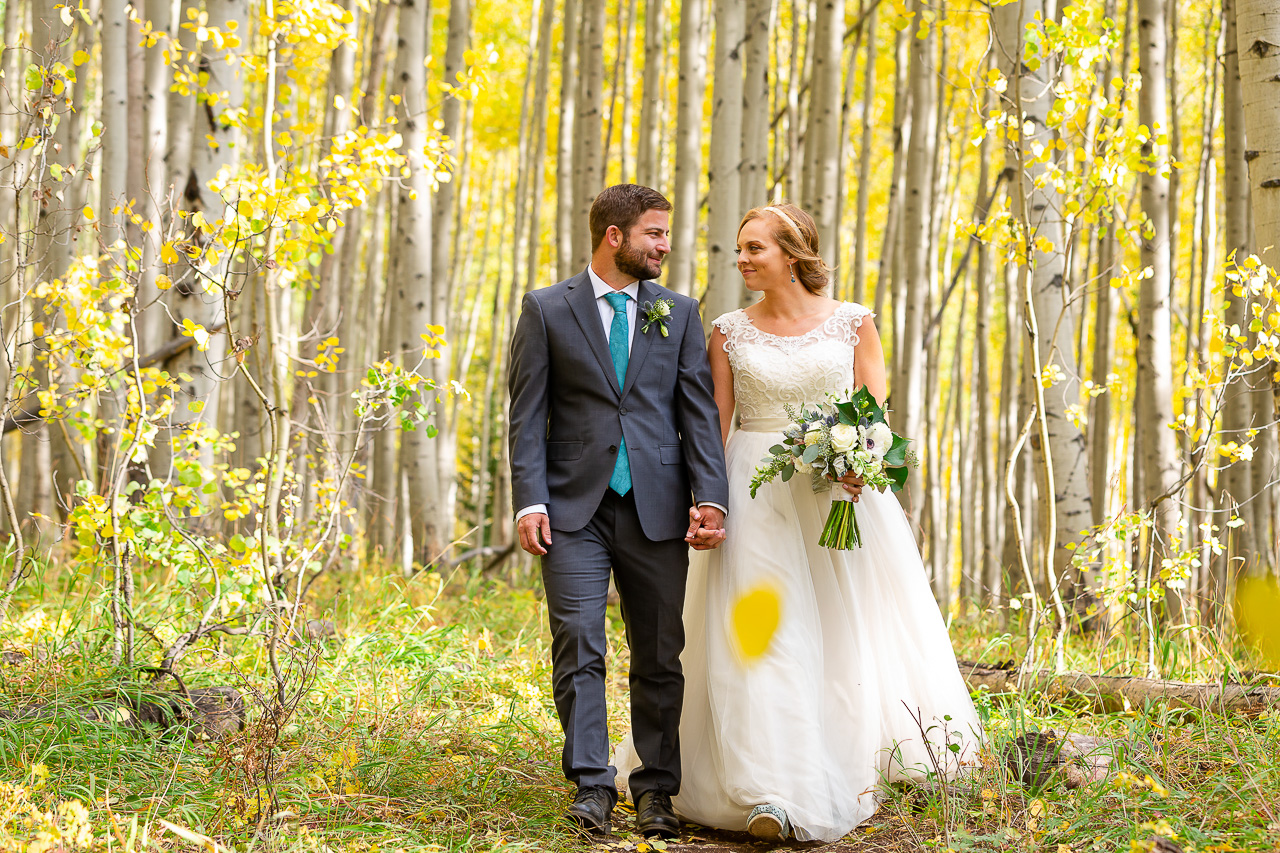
[795,456,813,474]
[862,423,893,459]
[829,423,858,453]
[803,422,824,445]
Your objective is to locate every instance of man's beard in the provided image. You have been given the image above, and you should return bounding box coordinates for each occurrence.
[616,236,663,281]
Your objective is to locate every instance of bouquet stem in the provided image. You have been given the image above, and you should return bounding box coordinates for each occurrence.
[819,493,862,549]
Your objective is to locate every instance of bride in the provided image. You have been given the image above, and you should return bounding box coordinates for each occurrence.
[616,203,982,843]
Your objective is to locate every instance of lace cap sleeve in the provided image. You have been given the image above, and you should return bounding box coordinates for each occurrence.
[839,302,874,347]
[711,309,751,352]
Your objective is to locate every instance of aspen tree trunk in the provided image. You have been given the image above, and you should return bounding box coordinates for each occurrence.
[994,0,1094,615]
[369,191,398,559]
[973,91,999,606]
[19,0,71,525]
[574,0,606,272]
[636,0,664,188]
[741,0,774,210]
[878,25,909,377]
[851,5,876,307]
[670,0,708,297]
[138,0,171,354]
[165,0,197,221]
[1136,0,1187,620]
[704,0,745,322]
[615,0,638,184]
[1235,0,1280,576]
[391,0,437,569]
[100,0,129,255]
[808,0,843,266]
[783,0,804,201]
[896,0,934,490]
[167,0,240,477]
[418,0,471,566]
[1219,0,1256,585]
[556,0,581,280]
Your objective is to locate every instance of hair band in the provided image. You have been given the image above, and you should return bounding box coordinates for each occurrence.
[763,205,804,242]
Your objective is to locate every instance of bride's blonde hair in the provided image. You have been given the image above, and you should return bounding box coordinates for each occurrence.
[738,203,830,295]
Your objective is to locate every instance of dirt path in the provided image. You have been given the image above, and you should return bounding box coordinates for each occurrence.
[601,807,921,852]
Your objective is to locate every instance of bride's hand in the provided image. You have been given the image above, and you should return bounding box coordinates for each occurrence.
[835,473,864,503]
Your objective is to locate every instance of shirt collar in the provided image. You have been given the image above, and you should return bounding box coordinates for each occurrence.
[587,264,641,302]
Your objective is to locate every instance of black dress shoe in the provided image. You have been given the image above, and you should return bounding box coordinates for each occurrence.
[635,790,680,839]
[567,786,613,835]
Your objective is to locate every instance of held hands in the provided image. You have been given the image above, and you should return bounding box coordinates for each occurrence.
[686,505,726,550]
[835,473,864,502]
[517,513,553,556]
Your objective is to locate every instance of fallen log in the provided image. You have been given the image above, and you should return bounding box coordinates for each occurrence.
[958,661,1280,714]
[0,686,246,740]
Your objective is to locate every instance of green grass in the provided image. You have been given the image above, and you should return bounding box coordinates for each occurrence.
[2,563,1278,853]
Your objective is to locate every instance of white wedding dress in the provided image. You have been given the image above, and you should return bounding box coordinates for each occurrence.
[615,302,983,843]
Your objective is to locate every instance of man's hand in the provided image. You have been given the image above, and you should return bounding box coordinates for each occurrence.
[685,505,726,550]
[836,473,865,502]
[518,513,553,556]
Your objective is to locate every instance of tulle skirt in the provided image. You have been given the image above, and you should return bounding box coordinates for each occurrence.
[615,425,983,842]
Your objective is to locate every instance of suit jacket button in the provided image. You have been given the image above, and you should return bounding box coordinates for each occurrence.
[608,445,617,454]
[619,407,628,415]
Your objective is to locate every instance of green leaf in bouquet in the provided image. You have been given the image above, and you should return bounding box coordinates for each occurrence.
[885,464,910,492]
[781,463,795,482]
[883,433,911,467]
[801,443,823,464]
[835,401,858,424]
[848,386,884,418]
[770,444,787,456]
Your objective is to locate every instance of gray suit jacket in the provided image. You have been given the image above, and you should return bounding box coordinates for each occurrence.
[508,270,729,541]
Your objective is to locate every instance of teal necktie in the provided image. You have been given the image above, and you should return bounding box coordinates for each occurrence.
[604,291,632,496]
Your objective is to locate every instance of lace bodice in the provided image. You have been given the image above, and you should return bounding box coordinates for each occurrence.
[712,302,873,424]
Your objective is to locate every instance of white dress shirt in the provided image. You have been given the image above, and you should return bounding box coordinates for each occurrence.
[516,265,726,523]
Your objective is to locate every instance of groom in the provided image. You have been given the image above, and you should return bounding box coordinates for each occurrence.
[508,184,729,838]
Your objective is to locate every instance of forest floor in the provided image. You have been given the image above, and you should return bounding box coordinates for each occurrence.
[2,567,1279,853]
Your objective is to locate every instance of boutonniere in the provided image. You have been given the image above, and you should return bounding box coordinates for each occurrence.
[640,298,675,337]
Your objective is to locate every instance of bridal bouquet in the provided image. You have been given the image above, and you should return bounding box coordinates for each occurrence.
[748,389,916,549]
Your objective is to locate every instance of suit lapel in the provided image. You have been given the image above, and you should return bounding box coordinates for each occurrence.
[620,280,659,400]
[564,272,621,396]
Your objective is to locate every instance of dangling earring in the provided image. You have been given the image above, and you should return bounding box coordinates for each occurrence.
[790,264,796,284]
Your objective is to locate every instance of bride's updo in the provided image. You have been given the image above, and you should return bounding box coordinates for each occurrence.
[738,203,831,295]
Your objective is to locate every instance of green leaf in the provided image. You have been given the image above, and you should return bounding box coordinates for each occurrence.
[802,443,823,465]
[769,444,786,456]
[885,465,910,492]
[24,64,42,91]
[883,435,910,468]
[780,463,795,482]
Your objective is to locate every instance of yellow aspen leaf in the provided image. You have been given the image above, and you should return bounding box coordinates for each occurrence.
[60,6,73,26]
[188,400,205,413]
[83,205,96,221]
[73,49,89,66]
[731,584,781,661]
[161,242,179,264]
[155,274,173,290]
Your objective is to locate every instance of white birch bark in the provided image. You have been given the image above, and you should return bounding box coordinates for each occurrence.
[136,0,171,354]
[392,0,437,569]
[573,0,606,274]
[807,0,843,266]
[1235,0,1280,574]
[994,0,1094,612]
[1218,0,1257,586]
[669,0,708,296]
[556,0,580,280]
[100,0,129,252]
[704,0,744,322]
[740,0,774,209]
[896,0,934,466]
[636,0,664,189]
[851,5,876,306]
[1136,0,1186,618]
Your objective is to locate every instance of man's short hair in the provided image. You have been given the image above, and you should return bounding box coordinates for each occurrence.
[589,184,673,252]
